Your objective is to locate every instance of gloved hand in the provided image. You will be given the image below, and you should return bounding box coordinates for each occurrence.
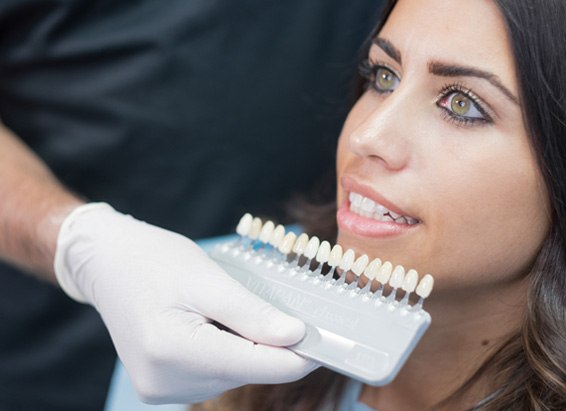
[54,203,316,404]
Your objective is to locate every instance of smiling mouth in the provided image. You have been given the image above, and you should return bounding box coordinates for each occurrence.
[349,192,420,225]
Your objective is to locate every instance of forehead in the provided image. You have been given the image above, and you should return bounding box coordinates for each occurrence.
[378,0,517,88]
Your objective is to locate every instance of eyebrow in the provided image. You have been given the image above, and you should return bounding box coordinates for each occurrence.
[372,36,520,106]
[428,61,520,105]
[372,37,401,64]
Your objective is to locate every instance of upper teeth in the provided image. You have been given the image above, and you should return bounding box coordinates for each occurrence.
[349,192,418,225]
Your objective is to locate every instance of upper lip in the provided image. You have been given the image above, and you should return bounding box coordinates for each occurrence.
[340,175,419,220]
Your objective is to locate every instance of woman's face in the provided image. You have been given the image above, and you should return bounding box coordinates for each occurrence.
[336,0,550,295]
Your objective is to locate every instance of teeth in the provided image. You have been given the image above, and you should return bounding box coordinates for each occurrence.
[349,191,418,225]
[328,244,343,267]
[236,213,253,237]
[304,236,320,260]
[351,254,369,277]
[278,232,296,254]
[361,197,376,214]
[374,213,394,223]
[259,221,275,243]
[349,192,363,207]
[339,249,356,271]
[375,203,388,215]
[416,274,434,299]
[293,233,309,256]
[269,224,285,248]
[315,241,331,264]
[395,216,407,225]
[388,210,400,220]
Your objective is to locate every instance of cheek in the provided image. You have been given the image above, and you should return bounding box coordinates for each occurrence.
[426,146,550,288]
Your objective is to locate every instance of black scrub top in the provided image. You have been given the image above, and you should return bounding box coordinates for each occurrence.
[0,1,383,409]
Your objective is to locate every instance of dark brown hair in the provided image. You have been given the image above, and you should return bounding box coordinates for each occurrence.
[458,0,566,409]
[195,1,566,409]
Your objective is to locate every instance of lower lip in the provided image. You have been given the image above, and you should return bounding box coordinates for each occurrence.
[336,204,418,238]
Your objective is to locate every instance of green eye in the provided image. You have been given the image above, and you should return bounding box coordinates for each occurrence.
[438,90,486,122]
[375,67,399,92]
[450,92,473,116]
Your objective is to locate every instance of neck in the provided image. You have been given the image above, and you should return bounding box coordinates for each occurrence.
[359,278,527,411]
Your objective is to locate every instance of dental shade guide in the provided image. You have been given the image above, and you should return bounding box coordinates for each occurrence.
[209,213,434,387]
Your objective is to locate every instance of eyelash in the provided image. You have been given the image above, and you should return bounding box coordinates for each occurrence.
[358,59,494,127]
[436,83,493,127]
[358,59,398,94]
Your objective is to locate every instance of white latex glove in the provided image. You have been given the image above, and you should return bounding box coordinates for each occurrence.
[54,203,316,404]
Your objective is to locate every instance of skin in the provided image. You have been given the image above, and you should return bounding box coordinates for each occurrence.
[0,123,83,281]
[335,0,551,409]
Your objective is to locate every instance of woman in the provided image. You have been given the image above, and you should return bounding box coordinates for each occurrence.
[196,0,566,409]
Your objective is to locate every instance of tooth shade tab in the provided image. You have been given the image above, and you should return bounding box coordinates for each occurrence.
[376,261,393,284]
[339,249,356,271]
[278,232,296,255]
[304,236,321,259]
[249,217,262,240]
[230,214,433,307]
[389,265,405,288]
[352,254,369,277]
[316,241,331,263]
[328,245,343,267]
[416,274,434,298]
[212,223,434,387]
[364,258,382,280]
[269,224,285,247]
[293,233,309,255]
[259,220,275,243]
[402,269,419,293]
[236,213,253,237]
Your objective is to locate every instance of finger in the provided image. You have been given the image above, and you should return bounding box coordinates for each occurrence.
[185,263,307,346]
[124,311,318,404]
[186,322,318,384]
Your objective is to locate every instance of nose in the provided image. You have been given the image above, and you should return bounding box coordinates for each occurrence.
[348,92,413,171]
